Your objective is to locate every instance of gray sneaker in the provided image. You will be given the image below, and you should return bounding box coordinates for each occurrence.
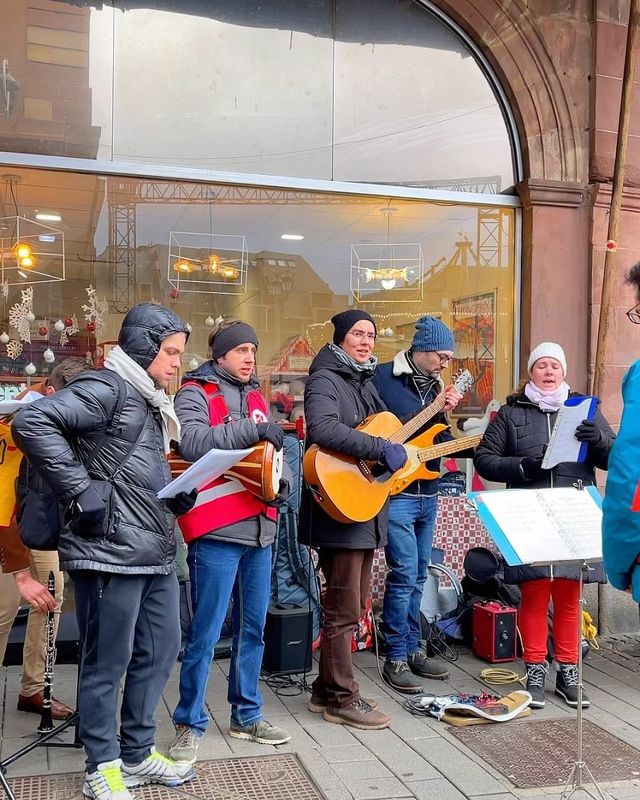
[229,719,291,745]
[408,650,450,680]
[383,660,424,694]
[168,724,201,765]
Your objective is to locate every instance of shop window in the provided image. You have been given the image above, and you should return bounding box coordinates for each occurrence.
[3,0,516,192]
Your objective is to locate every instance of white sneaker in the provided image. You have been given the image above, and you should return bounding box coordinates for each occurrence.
[82,760,133,800]
[121,747,195,788]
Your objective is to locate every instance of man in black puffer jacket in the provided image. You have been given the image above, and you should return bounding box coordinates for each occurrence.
[12,303,197,800]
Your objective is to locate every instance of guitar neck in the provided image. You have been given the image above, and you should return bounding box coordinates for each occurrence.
[388,393,447,444]
[417,433,483,462]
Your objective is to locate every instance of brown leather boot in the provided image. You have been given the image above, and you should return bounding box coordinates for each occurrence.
[17,692,74,720]
[308,694,378,713]
[323,698,390,730]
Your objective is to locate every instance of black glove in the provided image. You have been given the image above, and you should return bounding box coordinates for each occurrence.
[575,419,602,446]
[520,456,548,482]
[269,478,291,507]
[256,422,284,450]
[164,488,198,517]
[379,441,408,473]
[68,485,106,537]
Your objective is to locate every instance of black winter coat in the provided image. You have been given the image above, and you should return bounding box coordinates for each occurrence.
[473,391,614,584]
[299,344,388,550]
[12,370,177,574]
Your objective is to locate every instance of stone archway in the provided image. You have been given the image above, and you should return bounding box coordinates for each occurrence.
[426,0,588,185]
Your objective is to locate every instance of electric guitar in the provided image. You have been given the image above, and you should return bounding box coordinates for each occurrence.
[390,424,483,495]
[303,370,474,524]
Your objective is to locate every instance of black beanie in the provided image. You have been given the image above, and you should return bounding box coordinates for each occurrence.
[331,310,377,345]
[118,303,190,370]
[210,322,259,360]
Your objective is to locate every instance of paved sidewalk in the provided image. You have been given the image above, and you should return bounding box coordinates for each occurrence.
[2,642,640,799]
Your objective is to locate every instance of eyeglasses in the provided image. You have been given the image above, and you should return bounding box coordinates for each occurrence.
[434,352,453,365]
[627,304,640,325]
[348,329,376,342]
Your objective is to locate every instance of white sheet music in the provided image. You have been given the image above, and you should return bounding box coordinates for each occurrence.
[542,397,595,469]
[157,447,252,499]
[471,487,602,566]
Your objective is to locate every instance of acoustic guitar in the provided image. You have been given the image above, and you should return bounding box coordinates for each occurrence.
[303,370,474,524]
[390,424,483,495]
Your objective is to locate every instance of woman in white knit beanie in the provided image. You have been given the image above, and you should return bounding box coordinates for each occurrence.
[473,341,615,711]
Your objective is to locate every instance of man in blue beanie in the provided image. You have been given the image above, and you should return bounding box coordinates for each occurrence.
[373,316,464,692]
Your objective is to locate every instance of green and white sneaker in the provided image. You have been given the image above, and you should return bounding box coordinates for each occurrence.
[229,719,291,745]
[121,747,195,788]
[82,760,133,800]
[168,724,201,765]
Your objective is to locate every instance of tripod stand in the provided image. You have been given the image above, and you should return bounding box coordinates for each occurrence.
[560,561,611,800]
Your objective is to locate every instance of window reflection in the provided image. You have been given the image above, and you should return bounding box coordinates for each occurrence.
[0,0,514,191]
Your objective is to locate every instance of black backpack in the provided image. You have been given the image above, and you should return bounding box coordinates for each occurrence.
[16,370,128,551]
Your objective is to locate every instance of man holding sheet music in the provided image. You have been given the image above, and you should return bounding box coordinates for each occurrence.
[12,303,196,800]
[169,319,291,765]
[474,342,614,709]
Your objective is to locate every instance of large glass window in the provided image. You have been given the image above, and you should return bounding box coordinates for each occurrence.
[0,166,516,421]
[0,0,515,192]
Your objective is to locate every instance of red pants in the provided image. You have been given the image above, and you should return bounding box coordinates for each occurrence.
[519,578,580,664]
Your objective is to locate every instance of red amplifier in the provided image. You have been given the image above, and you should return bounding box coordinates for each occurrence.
[472,601,518,663]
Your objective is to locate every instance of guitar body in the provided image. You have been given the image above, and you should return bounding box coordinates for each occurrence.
[390,423,448,495]
[303,411,403,523]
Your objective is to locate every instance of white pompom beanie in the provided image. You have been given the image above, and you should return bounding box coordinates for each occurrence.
[527,342,567,376]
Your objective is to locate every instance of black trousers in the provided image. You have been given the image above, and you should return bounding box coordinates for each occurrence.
[71,570,180,771]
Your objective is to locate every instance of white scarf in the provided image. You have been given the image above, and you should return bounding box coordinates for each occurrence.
[104,345,180,453]
[524,380,570,412]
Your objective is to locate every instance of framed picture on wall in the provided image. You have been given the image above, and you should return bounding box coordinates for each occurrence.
[451,291,496,414]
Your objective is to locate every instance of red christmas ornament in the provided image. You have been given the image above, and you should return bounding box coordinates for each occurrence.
[64,317,74,327]
[38,325,48,337]
[169,288,180,300]
[86,321,96,333]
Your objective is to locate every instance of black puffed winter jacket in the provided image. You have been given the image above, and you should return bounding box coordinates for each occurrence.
[299,344,388,550]
[473,391,614,584]
[12,370,177,574]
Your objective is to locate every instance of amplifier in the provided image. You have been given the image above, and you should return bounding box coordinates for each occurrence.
[262,603,312,675]
[472,601,517,663]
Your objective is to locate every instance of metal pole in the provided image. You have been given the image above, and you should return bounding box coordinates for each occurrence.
[592,0,640,397]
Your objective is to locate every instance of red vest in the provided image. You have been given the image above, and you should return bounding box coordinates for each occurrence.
[178,380,277,544]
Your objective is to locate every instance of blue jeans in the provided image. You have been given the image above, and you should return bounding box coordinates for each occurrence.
[173,538,271,731]
[383,494,438,661]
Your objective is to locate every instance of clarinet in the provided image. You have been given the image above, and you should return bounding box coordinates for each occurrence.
[37,571,56,734]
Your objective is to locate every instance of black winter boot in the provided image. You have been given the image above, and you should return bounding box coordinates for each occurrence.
[555,663,590,708]
[525,662,548,708]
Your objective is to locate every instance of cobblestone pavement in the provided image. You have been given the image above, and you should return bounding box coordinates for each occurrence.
[2,641,640,800]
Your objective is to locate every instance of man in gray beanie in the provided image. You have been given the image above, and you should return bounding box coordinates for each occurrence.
[373,316,467,693]
[12,302,196,800]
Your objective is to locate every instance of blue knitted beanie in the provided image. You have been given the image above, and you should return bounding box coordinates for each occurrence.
[411,316,454,352]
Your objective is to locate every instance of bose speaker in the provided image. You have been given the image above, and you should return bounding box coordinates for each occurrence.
[262,603,312,675]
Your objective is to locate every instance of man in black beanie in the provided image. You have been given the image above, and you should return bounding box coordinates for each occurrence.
[168,318,291,764]
[12,302,197,799]
[299,309,407,730]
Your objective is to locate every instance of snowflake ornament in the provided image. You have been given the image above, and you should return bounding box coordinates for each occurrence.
[59,314,79,346]
[6,339,23,360]
[8,286,34,343]
[81,285,108,333]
